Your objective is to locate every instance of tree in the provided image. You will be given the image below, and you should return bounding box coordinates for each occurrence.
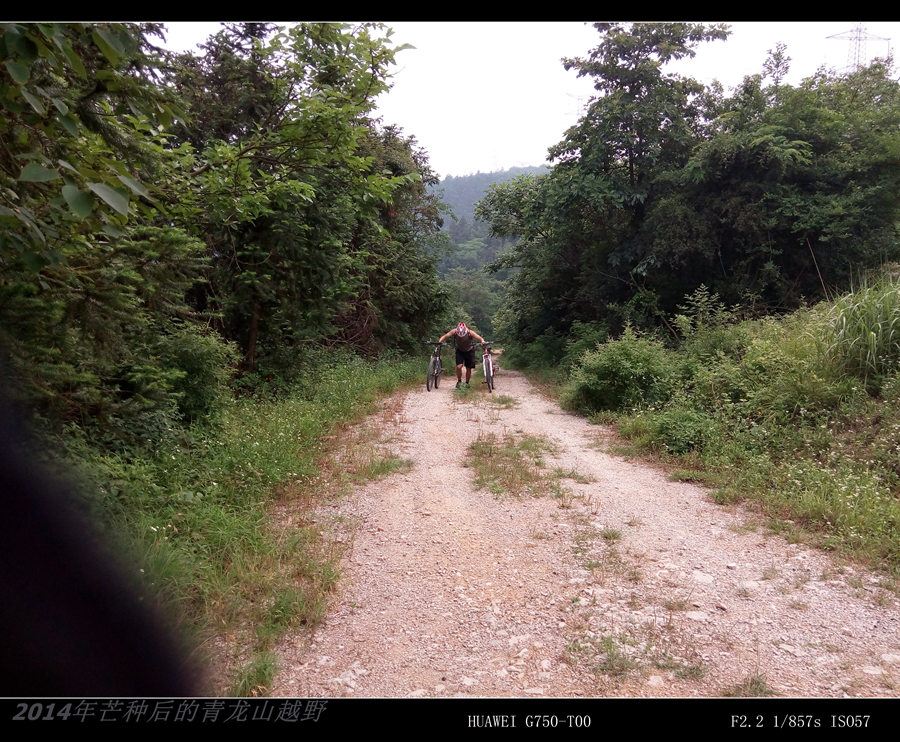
[0,23,221,437]
[166,23,418,370]
[479,25,899,359]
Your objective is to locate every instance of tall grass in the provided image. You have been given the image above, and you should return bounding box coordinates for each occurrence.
[826,276,900,385]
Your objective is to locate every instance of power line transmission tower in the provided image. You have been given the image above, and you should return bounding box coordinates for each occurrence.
[827,24,892,71]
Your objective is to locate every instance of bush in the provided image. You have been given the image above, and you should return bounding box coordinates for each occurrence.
[681,324,751,365]
[648,408,715,455]
[157,326,240,422]
[562,327,678,413]
[561,321,609,370]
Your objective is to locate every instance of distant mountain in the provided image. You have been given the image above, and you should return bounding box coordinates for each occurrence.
[433,165,549,225]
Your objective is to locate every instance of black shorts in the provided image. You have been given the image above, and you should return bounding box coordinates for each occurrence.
[455,348,476,369]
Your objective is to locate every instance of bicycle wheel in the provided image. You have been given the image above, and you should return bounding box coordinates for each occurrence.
[426,358,435,391]
[484,357,493,393]
[434,359,441,388]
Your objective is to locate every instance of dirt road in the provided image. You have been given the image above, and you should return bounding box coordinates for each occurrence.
[271,370,899,697]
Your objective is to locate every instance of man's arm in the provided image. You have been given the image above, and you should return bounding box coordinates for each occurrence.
[471,330,486,344]
[437,329,453,343]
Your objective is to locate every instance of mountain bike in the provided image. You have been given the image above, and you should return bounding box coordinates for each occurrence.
[425,342,446,391]
[480,341,495,393]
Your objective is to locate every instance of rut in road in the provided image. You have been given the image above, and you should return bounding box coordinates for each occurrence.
[271,370,899,697]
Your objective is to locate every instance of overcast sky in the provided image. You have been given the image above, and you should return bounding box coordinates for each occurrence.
[163,21,898,178]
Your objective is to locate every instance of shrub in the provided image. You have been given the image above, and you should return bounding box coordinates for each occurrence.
[681,324,751,365]
[561,320,609,370]
[647,408,715,455]
[157,326,240,422]
[562,327,678,413]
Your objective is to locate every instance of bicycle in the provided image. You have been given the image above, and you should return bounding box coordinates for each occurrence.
[480,341,495,393]
[425,342,446,391]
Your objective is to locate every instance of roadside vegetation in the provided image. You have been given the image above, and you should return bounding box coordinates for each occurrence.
[548,280,900,571]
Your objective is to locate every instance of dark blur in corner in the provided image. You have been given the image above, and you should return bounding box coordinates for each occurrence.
[0,359,199,696]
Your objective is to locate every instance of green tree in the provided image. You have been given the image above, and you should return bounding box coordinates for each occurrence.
[0,23,222,439]
[166,23,416,370]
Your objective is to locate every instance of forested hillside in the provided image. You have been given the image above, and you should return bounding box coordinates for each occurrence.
[433,166,546,336]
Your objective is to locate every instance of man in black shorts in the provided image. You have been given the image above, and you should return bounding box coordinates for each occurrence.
[438,322,486,389]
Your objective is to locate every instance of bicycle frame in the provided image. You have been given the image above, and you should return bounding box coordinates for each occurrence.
[481,342,494,392]
[426,342,445,391]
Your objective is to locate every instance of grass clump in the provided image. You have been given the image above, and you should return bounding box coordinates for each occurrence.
[826,276,900,387]
[722,672,778,697]
[466,432,565,498]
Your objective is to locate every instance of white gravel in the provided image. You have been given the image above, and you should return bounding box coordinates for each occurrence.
[270,371,899,697]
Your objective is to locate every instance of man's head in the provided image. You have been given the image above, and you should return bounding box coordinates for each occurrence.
[456,322,469,336]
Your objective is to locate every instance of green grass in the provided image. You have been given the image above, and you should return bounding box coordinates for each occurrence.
[355,456,414,482]
[466,432,565,498]
[826,276,900,384]
[553,467,595,484]
[595,636,637,676]
[65,353,420,694]
[675,663,707,681]
[669,468,720,485]
[722,672,778,697]
[600,527,622,542]
[231,651,277,697]
[565,635,636,677]
[453,382,476,397]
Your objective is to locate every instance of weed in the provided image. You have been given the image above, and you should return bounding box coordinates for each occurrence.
[491,395,519,409]
[600,527,622,542]
[722,672,778,697]
[675,663,707,680]
[553,467,596,484]
[466,431,568,500]
[231,652,277,697]
[355,456,413,482]
[595,636,637,676]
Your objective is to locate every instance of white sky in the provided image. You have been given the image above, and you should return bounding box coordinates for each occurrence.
[163,21,898,178]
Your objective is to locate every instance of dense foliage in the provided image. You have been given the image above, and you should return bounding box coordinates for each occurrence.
[477,23,900,358]
[1,22,446,443]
